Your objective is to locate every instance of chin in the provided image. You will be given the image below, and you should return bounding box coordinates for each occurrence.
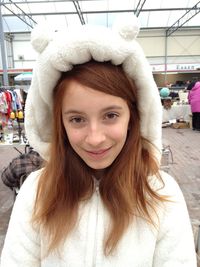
[86,161,112,170]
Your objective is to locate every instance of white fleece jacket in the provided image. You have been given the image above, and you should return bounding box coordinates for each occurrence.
[0,170,197,267]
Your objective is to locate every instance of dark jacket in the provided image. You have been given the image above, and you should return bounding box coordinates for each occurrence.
[1,150,43,190]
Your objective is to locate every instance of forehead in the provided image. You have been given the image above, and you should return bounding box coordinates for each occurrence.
[62,80,129,110]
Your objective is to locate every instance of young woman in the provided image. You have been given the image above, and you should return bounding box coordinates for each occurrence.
[1,17,197,266]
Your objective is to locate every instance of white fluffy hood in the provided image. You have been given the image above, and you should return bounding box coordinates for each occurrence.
[25,15,162,160]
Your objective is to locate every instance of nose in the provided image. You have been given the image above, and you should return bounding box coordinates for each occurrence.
[85,122,106,147]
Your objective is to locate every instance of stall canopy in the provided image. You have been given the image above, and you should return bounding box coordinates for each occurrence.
[14,72,32,82]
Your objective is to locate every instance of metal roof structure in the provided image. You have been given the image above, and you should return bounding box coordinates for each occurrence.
[0,0,200,86]
[0,0,200,34]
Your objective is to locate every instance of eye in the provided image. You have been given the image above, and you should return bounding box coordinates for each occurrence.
[69,116,86,124]
[104,112,119,120]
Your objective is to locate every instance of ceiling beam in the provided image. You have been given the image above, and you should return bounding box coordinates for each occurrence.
[166,1,200,36]
[2,7,200,17]
[1,0,102,3]
[72,0,85,24]
[2,0,37,28]
[135,0,147,17]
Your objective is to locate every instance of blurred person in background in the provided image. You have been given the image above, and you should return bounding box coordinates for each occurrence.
[188,81,200,131]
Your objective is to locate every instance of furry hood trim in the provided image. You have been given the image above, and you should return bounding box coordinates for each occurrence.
[25,15,162,160]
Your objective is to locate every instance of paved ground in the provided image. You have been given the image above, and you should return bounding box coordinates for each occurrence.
[0,144,24,255]
[163,128,200,266]
[0,127,200,264]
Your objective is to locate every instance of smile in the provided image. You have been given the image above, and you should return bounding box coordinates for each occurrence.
[85,147,111,158]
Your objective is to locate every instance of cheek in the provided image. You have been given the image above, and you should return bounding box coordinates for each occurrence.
[110,124,129,142]
[65,128,83,146]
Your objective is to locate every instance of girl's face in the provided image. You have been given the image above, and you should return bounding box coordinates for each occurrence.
[62,80,130,171]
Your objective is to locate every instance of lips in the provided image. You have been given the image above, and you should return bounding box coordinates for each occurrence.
[85,147,111,158]
[87,147,110,154]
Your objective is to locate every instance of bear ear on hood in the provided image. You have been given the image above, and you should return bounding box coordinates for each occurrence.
[31,22,53,53]
[112,14,140,41]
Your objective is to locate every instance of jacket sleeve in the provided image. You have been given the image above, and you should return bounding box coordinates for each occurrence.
[153,172,197,267]
[188,91,191,104]
[0,170,41,267]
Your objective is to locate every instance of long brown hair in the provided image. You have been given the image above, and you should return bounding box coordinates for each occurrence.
[32,60,165,255]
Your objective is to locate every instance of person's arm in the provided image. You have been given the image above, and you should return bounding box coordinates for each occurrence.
[0,171,41,267]
[188,91,191,104]
[153,172,197,267]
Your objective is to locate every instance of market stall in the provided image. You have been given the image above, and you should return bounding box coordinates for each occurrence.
[162,104,191,123]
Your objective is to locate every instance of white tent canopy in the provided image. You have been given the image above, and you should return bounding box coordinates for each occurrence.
[1,0,200,33]
[14,72,32,82]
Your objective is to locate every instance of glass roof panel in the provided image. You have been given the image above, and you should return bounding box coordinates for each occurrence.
[144,10,196,27]
[2,1,76,14]
[1,0,199,32]
[107,0,135,10]
[85,13,108,26]
[3,16,32,32]
[79,0,108,11]
[35,14,81,29]
[144,0,198,8]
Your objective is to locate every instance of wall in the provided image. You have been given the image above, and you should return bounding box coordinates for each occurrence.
[137,28,200,86]
[11,33,37,69]
[137,28,200,65]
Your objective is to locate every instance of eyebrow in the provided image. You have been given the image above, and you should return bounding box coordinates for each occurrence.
[63,105,123,115]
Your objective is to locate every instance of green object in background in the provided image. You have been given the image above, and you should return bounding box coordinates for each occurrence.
[160,87,170,97]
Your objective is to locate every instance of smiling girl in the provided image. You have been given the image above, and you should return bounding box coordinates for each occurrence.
[1,17,197,267]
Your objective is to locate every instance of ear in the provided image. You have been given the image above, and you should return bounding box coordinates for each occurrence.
[31,22,53,53]
[112,14,140,41]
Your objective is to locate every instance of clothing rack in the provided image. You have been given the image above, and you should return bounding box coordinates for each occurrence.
[0,86,24,117]
[0,86,25,144]
[0,85,29,92]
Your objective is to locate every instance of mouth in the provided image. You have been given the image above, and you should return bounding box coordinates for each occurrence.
[86,147,111,154]
[85,147,111,158]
